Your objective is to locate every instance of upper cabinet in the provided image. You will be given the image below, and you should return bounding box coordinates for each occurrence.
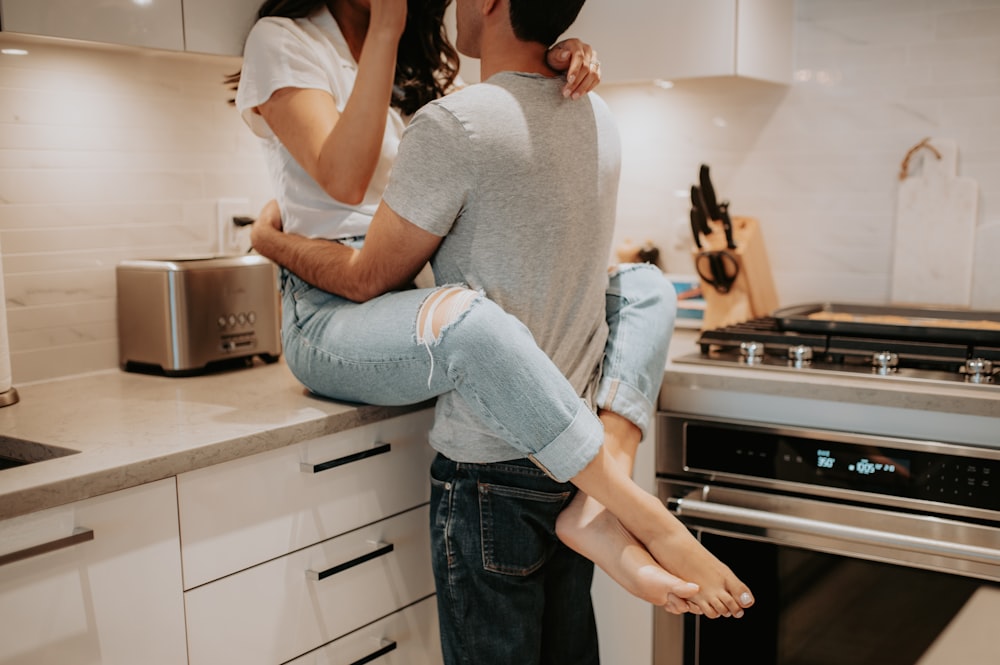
[0,0,184,51]
[0,0,259,57]
[566,0,794,85]
[182,0,259,57]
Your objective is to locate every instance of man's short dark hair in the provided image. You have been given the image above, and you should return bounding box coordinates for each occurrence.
[508,0,587,46]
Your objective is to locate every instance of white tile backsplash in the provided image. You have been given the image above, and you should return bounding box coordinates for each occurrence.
[1,0,999,383]
[0,33,271,383]
[602,0,1000,311]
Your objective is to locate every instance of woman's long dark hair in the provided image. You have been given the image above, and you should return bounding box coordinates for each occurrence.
[225,0,459,115]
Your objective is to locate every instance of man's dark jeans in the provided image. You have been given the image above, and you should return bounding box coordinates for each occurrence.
[429,454,600,665]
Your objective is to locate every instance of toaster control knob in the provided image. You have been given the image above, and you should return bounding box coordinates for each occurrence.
[963,358,994,384]
[739,341,764,365]
[787,345,813,368]
[872,351,899,375]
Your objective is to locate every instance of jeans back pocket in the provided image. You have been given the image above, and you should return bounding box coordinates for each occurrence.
[478,482,571,576]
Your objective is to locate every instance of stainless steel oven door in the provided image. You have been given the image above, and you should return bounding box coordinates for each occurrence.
[654,480,1000,665]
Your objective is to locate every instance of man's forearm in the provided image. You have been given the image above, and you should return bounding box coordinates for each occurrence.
[254,229,371,302]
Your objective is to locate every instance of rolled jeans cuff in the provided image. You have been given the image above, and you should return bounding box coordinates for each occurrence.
[596,377,655,441]
[529,400,603,483]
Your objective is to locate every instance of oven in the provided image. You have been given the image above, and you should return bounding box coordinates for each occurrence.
[654,303,1000,665]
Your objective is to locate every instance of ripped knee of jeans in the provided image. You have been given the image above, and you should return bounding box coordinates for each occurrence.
[416,286,481,345]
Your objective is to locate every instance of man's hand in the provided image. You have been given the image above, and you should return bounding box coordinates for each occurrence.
[547,38,601,100]
[249,199,284,261]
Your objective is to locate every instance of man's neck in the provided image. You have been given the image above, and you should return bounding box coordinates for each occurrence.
[477,25,558,81]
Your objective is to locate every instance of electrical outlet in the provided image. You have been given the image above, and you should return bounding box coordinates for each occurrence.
[216,198,253,255]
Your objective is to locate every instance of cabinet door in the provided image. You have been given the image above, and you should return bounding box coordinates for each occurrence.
[185,506,435,665]
[182,0,260,56]
[0,479,188,665]
[0,0,184,50]
[286,597,442,665]
[566,0,792,84]
[177,409,436,589]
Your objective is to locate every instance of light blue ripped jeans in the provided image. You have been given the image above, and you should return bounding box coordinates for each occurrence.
[278,262,677,482]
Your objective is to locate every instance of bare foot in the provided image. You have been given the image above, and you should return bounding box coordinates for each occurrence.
[572,412,754,619]
[643,508,754,619]
[556,491,698,612]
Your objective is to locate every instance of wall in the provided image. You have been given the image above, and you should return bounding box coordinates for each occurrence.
[602,0,1000,309]
[1,0,999,385]
[0,33,271,384]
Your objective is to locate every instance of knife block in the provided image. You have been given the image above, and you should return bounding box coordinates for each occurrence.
[694,216,779,330]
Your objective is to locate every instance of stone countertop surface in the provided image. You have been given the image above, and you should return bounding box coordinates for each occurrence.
[0,359,430,521]
[1,331,997,521]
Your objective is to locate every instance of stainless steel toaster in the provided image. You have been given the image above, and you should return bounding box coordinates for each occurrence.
[116,256,281,375]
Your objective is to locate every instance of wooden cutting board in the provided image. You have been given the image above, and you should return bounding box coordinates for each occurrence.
[891,139,978,307]
[971,221,1000,310]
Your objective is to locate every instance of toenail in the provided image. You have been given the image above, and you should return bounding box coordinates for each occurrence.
[735,610,744,618]
[740,592,753,606]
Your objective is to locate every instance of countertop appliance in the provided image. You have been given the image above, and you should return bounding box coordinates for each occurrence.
[656,303,1000,665]
[116,256,281,376]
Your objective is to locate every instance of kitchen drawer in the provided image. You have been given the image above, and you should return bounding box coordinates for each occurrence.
[0,479,187,664]
[286,596,441,665]
[184,505,435,665]
[178,409,435,588]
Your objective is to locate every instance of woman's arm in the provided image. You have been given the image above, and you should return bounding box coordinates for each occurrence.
[255,0,406,205]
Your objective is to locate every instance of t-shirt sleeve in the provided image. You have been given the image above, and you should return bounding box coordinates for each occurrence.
[382,103,473,237]
[235,18,333,138]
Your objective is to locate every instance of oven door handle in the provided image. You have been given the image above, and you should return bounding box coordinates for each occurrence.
[675,497,1000,566]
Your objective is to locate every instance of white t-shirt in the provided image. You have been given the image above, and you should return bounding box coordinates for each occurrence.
[236,7,406,239]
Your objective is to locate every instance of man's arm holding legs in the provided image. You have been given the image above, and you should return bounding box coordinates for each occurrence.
[251,199,441,302]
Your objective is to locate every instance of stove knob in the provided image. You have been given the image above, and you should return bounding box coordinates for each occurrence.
[739,341,764,365]
[787,345,813,368]
[964,358,994,384]
[872,351,899,375]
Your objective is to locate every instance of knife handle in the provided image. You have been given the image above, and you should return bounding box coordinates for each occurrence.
[720,204,737,249]
[689,209,703,248]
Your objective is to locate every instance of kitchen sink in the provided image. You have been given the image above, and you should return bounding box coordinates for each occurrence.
[0,436,79,470]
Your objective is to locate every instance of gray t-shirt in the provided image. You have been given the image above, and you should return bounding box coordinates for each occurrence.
[383,71,621,469]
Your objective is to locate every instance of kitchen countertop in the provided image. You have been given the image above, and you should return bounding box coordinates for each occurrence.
[0,360,430,521]
[1,330,997,521]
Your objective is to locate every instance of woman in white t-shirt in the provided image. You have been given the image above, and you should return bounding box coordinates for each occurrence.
[234,0,754,624]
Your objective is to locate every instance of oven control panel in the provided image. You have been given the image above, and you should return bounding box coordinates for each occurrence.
[682,422,998,512]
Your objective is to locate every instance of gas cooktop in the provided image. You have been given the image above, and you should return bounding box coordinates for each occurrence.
[675,303,1000,390]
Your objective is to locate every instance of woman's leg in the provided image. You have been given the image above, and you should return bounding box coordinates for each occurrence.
[556,264,699,610]
[280,270,751,617]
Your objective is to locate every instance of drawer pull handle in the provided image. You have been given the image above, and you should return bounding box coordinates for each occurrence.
[307,541,395,581]
[349,639,398,665]
[301,442,392,474]
[0,527,94,567]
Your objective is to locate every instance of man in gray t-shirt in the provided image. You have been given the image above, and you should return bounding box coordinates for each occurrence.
[382,70,620,469]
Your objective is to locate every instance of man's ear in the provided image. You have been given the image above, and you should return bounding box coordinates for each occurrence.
[481,0,500,17]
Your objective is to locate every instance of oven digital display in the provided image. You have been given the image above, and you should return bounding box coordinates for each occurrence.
[682,422,999,511]
[808,445,912,491]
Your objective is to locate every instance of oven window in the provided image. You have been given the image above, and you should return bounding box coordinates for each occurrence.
[689,532,990,665]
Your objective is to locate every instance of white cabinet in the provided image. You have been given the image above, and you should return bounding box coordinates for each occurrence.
[177,409,437,589]
[0,0,258,56]
[286,597,441,665]
[182,0,259,56]
[0,478,188,665]
[0,0,184,50]
[566,0,793,85]
[178,408,441,665]
[185,506,436,665]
